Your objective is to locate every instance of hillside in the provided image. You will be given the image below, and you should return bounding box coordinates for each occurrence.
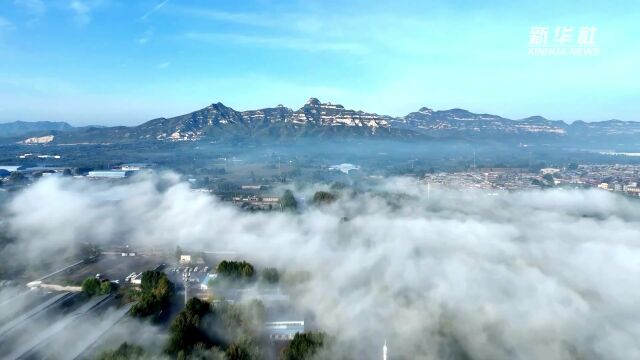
[10,98,640,145]
[0,121,74,138]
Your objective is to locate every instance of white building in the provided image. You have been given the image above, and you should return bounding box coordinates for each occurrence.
[87,170,132,179]
[264,321,305,340]
[540,168,561,175]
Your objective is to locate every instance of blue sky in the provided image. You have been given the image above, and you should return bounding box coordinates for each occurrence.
[0,0,638,126]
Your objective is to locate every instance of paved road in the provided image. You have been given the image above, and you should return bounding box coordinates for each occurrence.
[8,294,113,360]
[0,292,72,338]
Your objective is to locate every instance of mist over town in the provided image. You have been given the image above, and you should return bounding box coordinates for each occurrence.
[1,0,639,359]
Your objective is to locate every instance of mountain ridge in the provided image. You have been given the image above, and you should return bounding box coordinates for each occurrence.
[0,120,74,138]
[10,98,640,144]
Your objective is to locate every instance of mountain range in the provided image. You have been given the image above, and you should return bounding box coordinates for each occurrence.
[6,98,640,145]
[0,121,74,138]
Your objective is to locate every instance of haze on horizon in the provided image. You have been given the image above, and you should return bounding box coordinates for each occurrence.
[0,0,638,126]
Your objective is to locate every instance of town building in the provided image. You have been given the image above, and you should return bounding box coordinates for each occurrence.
[180,254,192,264]
[87,170,133,179]
[264,321,305,340]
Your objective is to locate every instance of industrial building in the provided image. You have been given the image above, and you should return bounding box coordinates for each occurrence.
[263,303,305,341]
[118,163,154,171]
[87,170,133,179]
[264,320,305,340]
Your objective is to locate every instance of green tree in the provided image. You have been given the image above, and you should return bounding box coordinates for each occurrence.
[189,344,225,360]
[166,298,267,358]
[312,191,337,205]
[225,343,250,360]
[141,270,165,293]
[130,270,174,318]
[241,263,254,279]
[281,190,297,211]
[100,280,116,295]
[281,332,328,360]
[216,260,255,282]
[82,277,101,296]
[166,298,212,355]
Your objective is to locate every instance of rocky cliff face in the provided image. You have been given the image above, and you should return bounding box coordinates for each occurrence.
[288,98,391,130]
[129,98,393,141]
[391,109,567,137]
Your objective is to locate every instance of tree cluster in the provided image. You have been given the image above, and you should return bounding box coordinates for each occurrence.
[82,277,116,296]
[0,232,18,279]
[280,190,298,211]
[216,261,255,282]
[167,298,214,356]
[280,332,329,360]
[312,191,337,205]
[166,298,266,359]
[129,270,174,317]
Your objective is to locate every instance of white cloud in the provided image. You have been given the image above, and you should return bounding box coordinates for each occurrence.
[182,32,369,54]
[156,61,170,69]
[70,0,91,26]
[171,5,282,28]
[140,0,169,21]
[4,176,640,359]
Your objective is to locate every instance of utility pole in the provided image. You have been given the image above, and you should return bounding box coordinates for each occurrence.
[184,275,188,306]
[383,340,388,360]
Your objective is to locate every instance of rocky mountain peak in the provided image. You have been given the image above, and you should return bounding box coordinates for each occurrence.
[207,102,230,111]
[305,97,321,106]
[520,115,549,122]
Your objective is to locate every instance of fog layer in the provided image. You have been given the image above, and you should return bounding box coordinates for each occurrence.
[3,175,640,359]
